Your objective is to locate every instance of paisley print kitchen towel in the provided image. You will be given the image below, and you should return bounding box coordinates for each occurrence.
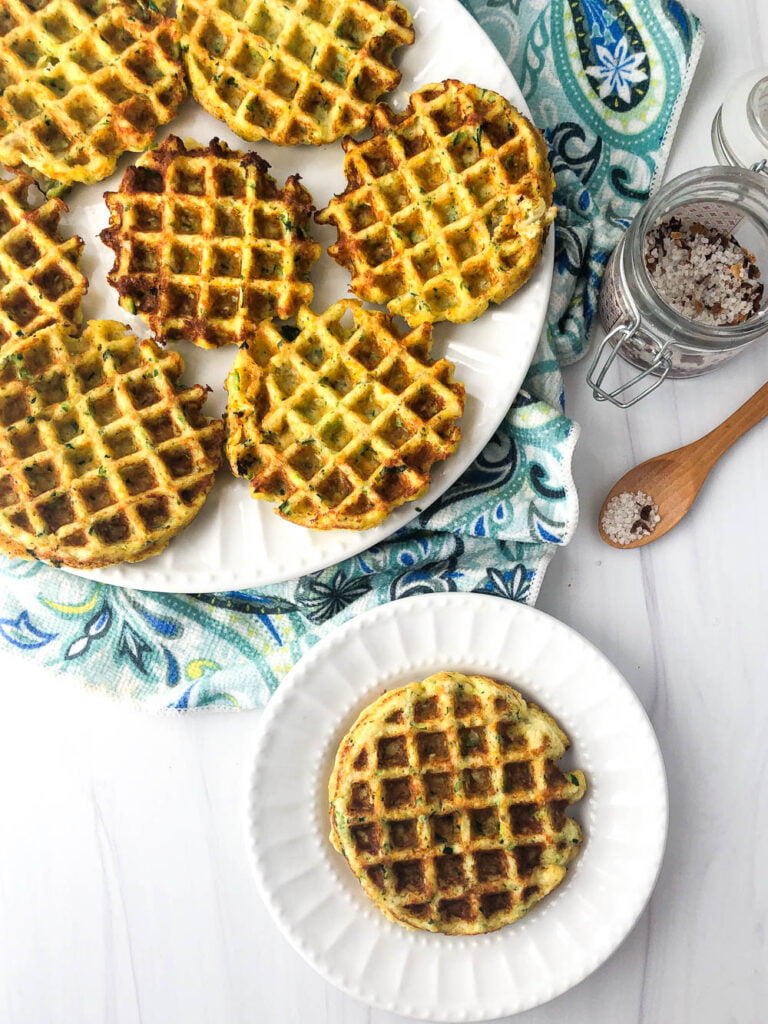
[467,0,704,380]
[0,0,702,710]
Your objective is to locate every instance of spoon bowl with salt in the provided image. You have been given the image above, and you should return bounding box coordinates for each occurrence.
[599,379,768,548]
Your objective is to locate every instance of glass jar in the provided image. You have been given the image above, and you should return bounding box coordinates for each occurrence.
[587,166,768,407]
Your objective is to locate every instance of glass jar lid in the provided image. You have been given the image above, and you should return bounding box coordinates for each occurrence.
[712,68,768,171]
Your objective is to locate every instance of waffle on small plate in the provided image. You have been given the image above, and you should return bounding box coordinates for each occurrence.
[329,671,586,934]
[0,0,187,194]
[317,79,556,326]
[0,174,87,344]
[0,319,222,569]
[177,0,414,145]
[224,299,465,530]
[101,136,321,349]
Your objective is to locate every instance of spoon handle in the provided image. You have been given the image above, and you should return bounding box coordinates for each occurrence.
[692,380,768,469]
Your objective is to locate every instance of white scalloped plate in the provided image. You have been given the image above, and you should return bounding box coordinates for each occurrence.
[246,593,668,1021]
[60,0,553,594]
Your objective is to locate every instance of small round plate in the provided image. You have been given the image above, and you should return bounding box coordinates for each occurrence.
[246,593,668,1021]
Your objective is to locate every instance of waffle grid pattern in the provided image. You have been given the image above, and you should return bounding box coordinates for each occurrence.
[0,0,186,191]
[225,301,465,530]
[101,136,321,349]
[178,0,414,145]
[0,174,87,344]
[0,320,223,569]
[330,673,585,934]
[317,80,556,325]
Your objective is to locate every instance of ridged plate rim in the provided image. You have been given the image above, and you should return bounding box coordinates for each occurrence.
[245,593,668,1021]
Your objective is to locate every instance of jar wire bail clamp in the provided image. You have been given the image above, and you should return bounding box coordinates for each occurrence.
[587,318,672,408]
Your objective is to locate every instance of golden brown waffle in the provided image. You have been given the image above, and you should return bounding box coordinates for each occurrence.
[101,136,321,349]
[0,0,187,194]
[317,80,556,326]
[0,174,87,344]
[177,0,414,146]
[329,671,586,934]
[0,319,223,569]
[225,300,465,530]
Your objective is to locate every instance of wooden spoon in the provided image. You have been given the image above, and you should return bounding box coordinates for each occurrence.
[599,380,768,548]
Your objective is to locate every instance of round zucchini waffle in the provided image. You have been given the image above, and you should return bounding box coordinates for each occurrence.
[101,135,321,349]
[224,299,465,530]
[317,79,556,326]
[329,671,586,934]
[177,0,414,145]
[0,319,222,569]
[0,0,187,194]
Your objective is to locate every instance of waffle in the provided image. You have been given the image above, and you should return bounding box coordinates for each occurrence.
[225,300,464,530]
[177,0,414,146]
[0,319,223,569]
[0,0,187,194]
[101,136,321,349]
[317,80,556,326]
[0,174,87,344]
[329,671,586,934]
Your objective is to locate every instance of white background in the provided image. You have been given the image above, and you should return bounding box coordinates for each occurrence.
[1,0,767,1021]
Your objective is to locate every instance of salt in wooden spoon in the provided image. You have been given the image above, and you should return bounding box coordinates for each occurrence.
[599,379,768,548]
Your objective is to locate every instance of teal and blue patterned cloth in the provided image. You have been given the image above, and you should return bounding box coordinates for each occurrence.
[0,0,702,710]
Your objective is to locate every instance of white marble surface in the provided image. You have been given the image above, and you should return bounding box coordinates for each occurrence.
[1,0,767,1021]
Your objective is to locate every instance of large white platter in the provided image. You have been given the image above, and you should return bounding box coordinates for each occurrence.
[246,593,668,1021]
[63,0,553,593]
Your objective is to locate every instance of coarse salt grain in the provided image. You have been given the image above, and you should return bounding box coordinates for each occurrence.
[644,218,763,326]
[601,491,661,546]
